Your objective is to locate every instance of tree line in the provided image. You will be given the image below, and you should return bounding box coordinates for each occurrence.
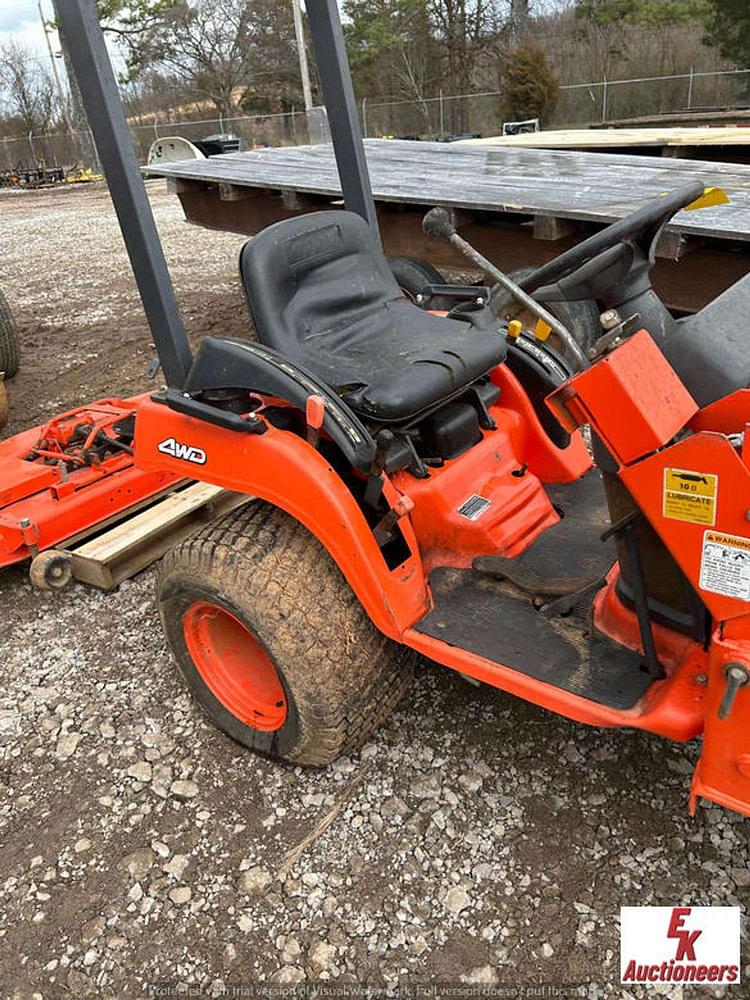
[0,0,747,140]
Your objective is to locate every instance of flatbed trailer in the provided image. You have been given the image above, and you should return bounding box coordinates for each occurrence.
[146,138,750,314]
[461,127,750,164]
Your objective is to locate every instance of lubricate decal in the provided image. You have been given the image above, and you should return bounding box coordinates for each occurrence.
[457,495,491,521]
[157,437,207,465]
[700,531,750,601]
[663,468,717,526]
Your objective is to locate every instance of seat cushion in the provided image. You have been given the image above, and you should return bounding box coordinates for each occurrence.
[239,210,506,422]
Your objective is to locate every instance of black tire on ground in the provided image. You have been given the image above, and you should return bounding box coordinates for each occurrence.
[0,288,20,379]
[494,266,601,370]
[157,501,415,765]
[387,256,446,301]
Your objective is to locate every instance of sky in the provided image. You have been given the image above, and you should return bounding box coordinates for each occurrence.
[0,0,350,57]
[0,0,136,77]
[0,0,50,54]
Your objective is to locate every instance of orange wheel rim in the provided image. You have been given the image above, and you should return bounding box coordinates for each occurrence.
[183,602,287,732]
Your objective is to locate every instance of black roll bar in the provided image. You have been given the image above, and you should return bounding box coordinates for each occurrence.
[56,0,194,388]
[54,0,380,388]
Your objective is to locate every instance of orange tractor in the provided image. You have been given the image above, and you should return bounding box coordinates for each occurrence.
[6,0,750,819]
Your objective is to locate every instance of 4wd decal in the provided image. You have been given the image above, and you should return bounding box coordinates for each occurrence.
[157,437,207,465]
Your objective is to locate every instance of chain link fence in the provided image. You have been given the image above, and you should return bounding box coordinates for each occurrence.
[2,67,749,176]
[362,68,750,138]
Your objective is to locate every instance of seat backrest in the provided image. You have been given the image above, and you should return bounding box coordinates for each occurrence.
[239,210,403,360]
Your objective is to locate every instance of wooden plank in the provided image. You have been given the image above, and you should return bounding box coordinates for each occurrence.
[461,127,750,150]
[166,176,202,195]
[597,109,750,129]
[218,182,259,202]
[69,482,250,589]
[54,482,187,550]
[654,230,701,262]
[533,215,579,241]
[145,139,750,243]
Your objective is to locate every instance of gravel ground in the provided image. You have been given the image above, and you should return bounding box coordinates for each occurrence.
[0,182,747,1000]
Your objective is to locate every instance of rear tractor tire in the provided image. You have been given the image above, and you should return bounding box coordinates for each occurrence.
[157,501,416,765]
[387,255,446,302]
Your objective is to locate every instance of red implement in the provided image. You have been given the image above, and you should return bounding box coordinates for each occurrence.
[0,395,181,567]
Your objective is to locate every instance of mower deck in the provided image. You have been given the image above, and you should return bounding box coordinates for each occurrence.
[415,473,653,710]
[0,396,182,570]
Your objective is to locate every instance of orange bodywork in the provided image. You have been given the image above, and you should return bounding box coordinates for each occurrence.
[552,332,750,816]
[134,396,429,638]
[130,333,750,820]
[130,341,715,758]
[391,367,590,576]
[6,327,749,817]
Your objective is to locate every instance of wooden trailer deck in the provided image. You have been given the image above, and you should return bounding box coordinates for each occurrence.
[460,127,750,163]
[147,138,750,313]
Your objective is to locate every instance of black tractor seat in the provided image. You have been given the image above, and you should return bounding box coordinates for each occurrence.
[238,210,506,423]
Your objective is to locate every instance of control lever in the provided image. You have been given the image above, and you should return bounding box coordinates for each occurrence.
[305,394,326,449]
[364,429,395,508]
[373,495,414,546]
[718,663,749,720]
[422,207,589,370]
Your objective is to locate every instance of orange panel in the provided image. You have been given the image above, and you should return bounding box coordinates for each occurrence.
[622,432,750,621]
[392,409,559,574]
[547,330,698,464]
[688,388,750,435]
[690,625,750,818]
[491,365,591,483]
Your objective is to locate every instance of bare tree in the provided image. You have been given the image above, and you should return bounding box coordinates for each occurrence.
[344,0,440,131]
[0,41,58,134]
[122,0,294,116]
[428,0,502,130]
[508,0,530,43]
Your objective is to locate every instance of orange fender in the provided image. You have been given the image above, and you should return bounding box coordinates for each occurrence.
[133,397,428,637]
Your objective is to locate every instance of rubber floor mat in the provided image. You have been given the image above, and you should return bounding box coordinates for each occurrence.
[415,567,653,710]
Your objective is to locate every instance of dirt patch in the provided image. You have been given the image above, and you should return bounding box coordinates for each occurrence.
[1,181,249,436]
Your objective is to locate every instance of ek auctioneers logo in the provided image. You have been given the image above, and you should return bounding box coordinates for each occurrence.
[620,906,741,986]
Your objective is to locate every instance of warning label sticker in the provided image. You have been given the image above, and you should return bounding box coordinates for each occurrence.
[700,531,750,601]
[663,467,717,526]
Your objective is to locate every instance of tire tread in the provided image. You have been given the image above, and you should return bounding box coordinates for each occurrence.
[0,289,20,379]
[158,501,415,765]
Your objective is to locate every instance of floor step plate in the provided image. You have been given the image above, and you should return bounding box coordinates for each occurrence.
[415,567,653,710]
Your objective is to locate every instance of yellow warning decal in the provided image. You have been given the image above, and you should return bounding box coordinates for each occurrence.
[663,467,717,526]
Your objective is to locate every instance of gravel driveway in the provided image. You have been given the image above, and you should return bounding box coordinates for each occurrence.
[0,182,747,999]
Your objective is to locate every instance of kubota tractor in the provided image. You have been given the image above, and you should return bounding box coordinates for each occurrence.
[8,0,750,820]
